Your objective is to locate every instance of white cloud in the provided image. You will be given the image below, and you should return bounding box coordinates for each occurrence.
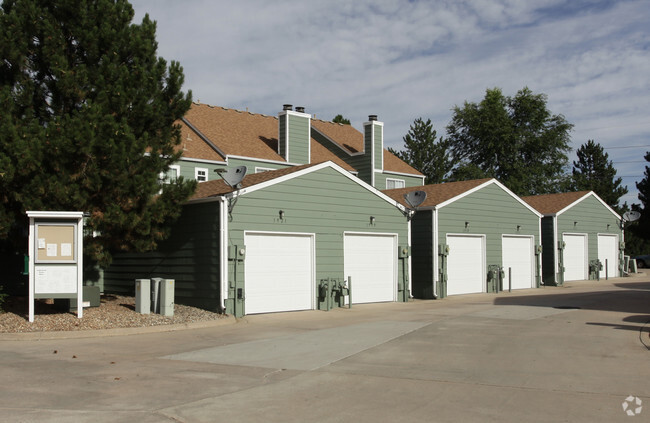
[131,0,650,203]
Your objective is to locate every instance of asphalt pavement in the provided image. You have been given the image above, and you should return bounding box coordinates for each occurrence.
[1,276,649,422]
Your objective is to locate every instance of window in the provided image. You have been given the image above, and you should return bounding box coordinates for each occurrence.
[165,165,180,183]
[255,167,275,173]
[386,178,405,189]
[195,167,208,182]
[159,166,180,193]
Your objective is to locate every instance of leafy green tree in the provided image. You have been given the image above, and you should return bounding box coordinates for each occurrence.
[629,152,650,256]
[0,0,194,266]
[446,87,573,195]
[571,140,628,212]
[389,118,452,184]
[332,114,351,125]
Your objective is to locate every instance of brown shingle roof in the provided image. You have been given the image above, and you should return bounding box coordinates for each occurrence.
[310,138,355,171]
[190,162,321,199]
[175,120,226,162]
[182,102,421,177]
[310,119,423,176]
[383,179,492,208]
[521,191,591,215]
[183,103,282,161]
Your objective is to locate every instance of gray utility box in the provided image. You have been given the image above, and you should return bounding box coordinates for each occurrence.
[135,279,151,314]
[159,279,175,317]
[135,278,174,316]
[54,286,101,311]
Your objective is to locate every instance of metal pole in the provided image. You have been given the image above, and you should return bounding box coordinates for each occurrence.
[605,259,608,280]
[348,276,352,309]
[509,267,512,292]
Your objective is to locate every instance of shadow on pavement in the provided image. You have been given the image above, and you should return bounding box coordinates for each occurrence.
[492,280,650,335]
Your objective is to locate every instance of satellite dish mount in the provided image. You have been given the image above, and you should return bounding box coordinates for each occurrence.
[214,166,247,215]
[402,191,427,220]
[621,210,641,229]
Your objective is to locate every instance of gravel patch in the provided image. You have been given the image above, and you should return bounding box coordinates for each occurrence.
[0,295,226,333]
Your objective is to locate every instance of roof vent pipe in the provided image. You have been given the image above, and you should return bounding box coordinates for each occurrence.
[283,104,293,111]
[295,106,305,113]
[368,114,378,121]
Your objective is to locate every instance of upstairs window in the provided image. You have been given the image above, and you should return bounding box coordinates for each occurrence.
[195,167,208,182]
[386,178,405,189]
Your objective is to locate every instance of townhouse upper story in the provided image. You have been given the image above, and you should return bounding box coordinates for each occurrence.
[165,102,424,189]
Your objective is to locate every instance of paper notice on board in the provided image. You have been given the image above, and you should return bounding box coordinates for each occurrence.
[38,238,46,249]
[61,243,72,257]
[46,243,57,257]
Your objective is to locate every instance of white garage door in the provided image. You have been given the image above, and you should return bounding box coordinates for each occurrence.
[344,233,396,304]
[502,236,534,290]
[563,233,587,281]
[447,235,484,295]
[598,234,618,279]
[245,233,314,314]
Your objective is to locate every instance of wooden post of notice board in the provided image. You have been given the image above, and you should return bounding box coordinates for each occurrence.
[26,211,84,323]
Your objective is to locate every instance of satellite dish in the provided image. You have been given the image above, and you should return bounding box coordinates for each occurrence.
[404,191,427,208]
[215,166,247,188]
[623,211,641,222]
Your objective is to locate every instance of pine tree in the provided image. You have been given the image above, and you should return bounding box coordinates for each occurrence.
[0,0,194,266]
[388,118,452,184]
[332,114,351,125]
[571,140,628,212]
[629,152,650,255]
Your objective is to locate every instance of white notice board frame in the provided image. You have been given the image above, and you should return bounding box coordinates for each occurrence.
[27,211,84,322]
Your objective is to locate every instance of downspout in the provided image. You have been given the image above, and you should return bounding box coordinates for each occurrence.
[552,215,558,286]
[219,196,229,312]
[408,213,413,298]
[432,208,438,298]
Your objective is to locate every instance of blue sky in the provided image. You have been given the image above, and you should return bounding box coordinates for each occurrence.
[130,0,649,205]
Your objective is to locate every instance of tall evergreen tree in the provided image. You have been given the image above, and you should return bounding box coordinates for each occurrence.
[629,152,650,255]
[571,140,627,212]
[446,87,573,195]
[0,0,194,266]
[332,114,351,125]
[389,118,452,185]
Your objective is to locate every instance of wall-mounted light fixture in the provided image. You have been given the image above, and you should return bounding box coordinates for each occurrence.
[574,221,578,227]
[279,210,285,220]
[370,216,376,225]
[465,221,469,228]
[517,225,521,231]
[607,224,611,230]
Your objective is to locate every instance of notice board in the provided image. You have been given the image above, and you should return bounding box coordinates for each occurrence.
[35,224,76,263]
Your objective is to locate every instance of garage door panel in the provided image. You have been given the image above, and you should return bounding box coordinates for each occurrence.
[598,234,618,279]
[245,233,313,314]
[502,236,534,290]
[447,235,484,295]
[563,234,587,281]
[345,234,396,304]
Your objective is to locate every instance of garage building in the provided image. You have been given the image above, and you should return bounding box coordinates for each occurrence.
[522,191,623,285]
[104,161,411,317]
[384,179,542,298]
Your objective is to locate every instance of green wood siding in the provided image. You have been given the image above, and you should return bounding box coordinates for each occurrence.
[411,210,434,298]
[287,114,310,164]
[278,115,287,158]
[349,154,372,186]
[375,173,424,190]
[374,125,383,170]
[226,167,409,310]
[540,216,556,285]
[555,195,622,277]
[436,184,540,291]
[103,202,222,311]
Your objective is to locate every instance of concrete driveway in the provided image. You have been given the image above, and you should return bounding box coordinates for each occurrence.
[1,277,649,422]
